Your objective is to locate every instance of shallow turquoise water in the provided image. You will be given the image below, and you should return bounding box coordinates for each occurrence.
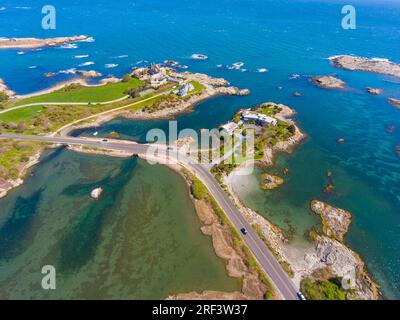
[0,150,239,299]
[0,0,399,298]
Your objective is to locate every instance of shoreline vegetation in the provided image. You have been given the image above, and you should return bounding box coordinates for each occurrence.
[0,55,388,299]
[0,64,249,199]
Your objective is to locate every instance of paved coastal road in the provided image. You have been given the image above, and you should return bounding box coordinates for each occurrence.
[0,133,299,300]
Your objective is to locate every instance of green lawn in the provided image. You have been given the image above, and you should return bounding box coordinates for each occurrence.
[16,78,145,105]
[0,105,46,123]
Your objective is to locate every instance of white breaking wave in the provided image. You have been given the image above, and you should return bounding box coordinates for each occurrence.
[0,7,6,11]
[115,55,128,59]
[59,43,78,49]
[78,37,95,43]
[371,57,390,62]
[58,68,77,75]
[191,53,208,60]
[78,61,95,67]
[17,51,25,55]
[232,62,244,69]
[257,68,268,73]
[74,54,89,59]
[28,66,37,69]
[105,64,118,68]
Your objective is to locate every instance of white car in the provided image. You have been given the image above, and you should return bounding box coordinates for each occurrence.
[297,291,306,300]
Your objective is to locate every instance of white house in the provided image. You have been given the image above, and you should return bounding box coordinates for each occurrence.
[241,111,277,126]
[178,83,194,97]
[150,72,167,86]
[220,122,239,135]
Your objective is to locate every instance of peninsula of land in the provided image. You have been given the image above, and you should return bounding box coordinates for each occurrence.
[0,63,249,197]
[220,103,380,300]
[0,35,91,49]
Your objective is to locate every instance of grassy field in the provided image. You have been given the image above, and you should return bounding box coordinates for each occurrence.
[0,105,46,123]
[15,78,145,105]
[0,88,173,135]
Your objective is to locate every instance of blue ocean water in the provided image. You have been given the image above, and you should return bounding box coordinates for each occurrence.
[1,0,400,298]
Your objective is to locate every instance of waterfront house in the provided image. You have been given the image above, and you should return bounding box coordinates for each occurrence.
[241,111,277,126]
[178,83,194,97]
[150,72,167,86]
[220,122,239,135]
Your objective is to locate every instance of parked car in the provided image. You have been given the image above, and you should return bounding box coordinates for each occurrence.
[240,228,247,235]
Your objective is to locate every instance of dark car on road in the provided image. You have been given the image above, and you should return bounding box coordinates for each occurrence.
[240,228,247,235]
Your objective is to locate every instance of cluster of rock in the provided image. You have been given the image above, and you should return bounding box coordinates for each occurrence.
[311,75,346,89]
[76,70,102,78]
[388,98,400,109]
[261,174,284,190]
[304,200,380,299]
[330,55,400,79]
[310,200,351,242]
[0,35,90,49]
[366,87,382,95]
[0,79,15,98]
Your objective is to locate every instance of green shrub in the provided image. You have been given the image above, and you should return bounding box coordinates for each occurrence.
[191,178,208,200]
[0,92,9,102]
[300,278,346,300]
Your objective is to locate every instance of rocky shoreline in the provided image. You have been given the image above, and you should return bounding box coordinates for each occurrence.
[164,166,272,300]
[330,55,400,79]
[310,200,351,243]
[60,72,250,135]
[0,35,91,49]
[222,101,380,299]
[0,143,59,199]
[0,78,15,98]
[261,103,306,165]
[226,168,380,300]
